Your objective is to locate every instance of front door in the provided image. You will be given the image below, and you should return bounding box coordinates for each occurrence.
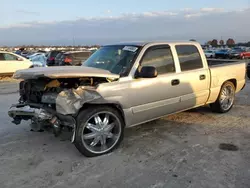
[127,45,190,125]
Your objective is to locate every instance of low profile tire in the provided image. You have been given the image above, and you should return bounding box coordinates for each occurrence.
[210,81,235,113]
[74,106,125,157]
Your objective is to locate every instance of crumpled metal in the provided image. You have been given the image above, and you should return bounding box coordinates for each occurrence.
[56,87,101,115]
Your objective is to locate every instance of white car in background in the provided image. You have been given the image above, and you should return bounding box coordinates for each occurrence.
[204,50,215,58]
[0,51,33,76]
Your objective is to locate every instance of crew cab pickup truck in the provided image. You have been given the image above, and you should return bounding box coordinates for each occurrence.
[8,42,246,157]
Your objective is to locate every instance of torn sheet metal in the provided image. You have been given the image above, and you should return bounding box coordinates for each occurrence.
[56,87,101,115]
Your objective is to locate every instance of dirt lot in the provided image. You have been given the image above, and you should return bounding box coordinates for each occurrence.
[0,81,249,188]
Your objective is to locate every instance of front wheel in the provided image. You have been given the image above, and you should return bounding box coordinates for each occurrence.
[74,106,124,157]
[210,81,235,113]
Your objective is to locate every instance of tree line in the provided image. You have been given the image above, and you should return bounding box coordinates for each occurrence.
[206,38,235,47]
[190,38,250,47]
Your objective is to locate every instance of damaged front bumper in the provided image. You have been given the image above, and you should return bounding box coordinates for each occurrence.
[8,103,75,127]
[8,105,52,125]
[8,104,77,141]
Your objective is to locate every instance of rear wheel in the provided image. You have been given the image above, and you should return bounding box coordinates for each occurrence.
[210,81,235,113]
[74,106,124,157]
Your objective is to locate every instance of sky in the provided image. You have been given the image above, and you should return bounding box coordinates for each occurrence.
[1,0,250,45]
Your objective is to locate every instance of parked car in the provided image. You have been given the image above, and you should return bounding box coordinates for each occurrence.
[46,50,62,66]
[204,50,215,58]
[26,52,46,59]
[20,51,34,59]
[0,51,32,75]
[229,49,245,59]
[240,49,250,59]
[29,54,47,67]
[53,51,65,66]
[58,51,92,66]
[8,42,246,157]
[215,49,229,59]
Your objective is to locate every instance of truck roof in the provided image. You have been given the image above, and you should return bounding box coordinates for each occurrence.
[104,41,200,47]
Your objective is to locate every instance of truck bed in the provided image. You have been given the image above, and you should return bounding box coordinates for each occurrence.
[207,59,243,66]
[206,60,246,104]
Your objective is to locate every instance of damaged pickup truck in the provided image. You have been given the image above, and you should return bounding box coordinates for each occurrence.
[8,42,246,157]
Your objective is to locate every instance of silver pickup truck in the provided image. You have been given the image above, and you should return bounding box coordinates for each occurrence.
[8,42,246,157]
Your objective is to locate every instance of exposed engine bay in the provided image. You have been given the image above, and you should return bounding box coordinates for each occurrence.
[19,77,106,104]
[8,77,111,138]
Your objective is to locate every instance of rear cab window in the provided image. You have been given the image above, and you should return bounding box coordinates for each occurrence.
[175,45,203,71]
[140,45,175,75]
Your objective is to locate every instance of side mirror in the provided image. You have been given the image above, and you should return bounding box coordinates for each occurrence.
[17,57,23,61]
[136,66,158,78]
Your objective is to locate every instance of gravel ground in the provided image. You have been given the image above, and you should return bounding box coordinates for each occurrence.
[0,81,249,188]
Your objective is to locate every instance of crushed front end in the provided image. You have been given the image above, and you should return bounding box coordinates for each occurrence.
[8,77,105,138]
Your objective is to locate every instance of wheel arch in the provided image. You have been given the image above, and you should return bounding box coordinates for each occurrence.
[76,102,126,126]
[227,79,237,90]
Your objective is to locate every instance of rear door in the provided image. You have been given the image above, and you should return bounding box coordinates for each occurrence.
[174,44,210,108]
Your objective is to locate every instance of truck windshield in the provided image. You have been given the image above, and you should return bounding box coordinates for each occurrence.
[83,45,140,76]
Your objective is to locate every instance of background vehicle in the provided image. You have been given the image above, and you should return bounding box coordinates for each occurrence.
[52,51,65,66]
[0,51,32,75]
[26,52,46,59]
[8,42,246,157]
[229,49,246,59]
[204,50,215,58]
[215,49,229,59]
[46,50,62,66]
[240,49,250,59]
[29,54,47,67]
[58,51,92,66]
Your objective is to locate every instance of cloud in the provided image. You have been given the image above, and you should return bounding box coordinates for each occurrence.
[0,8,250,45]
[0,23,32,29]
[143,11,178,17]
[200,8,224,12]
[16,10,40,16]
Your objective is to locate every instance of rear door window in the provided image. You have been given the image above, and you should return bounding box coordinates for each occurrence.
[3,53,18,61]
[176,45,203,71]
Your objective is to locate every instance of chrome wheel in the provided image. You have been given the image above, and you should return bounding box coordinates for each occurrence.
[219,85,235,111]
[81,111,121,154]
